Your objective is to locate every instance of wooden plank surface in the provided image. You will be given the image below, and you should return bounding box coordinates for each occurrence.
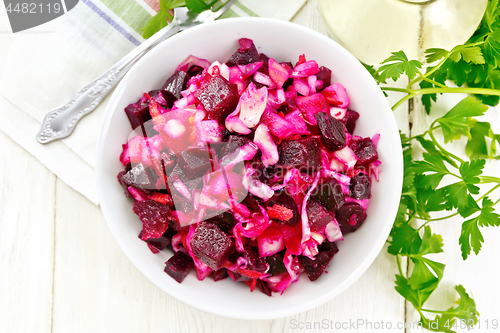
[0,130,56,333]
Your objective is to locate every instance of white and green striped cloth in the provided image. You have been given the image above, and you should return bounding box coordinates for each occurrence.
[0,0,307,204]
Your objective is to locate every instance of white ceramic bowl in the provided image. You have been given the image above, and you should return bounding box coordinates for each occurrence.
[97,17,403,320]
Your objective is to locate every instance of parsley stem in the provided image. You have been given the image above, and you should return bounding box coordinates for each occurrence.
[392,94,415,111]
[420,212,459,222]
[479,176,500,184]
[381,87,410,93]
[396,254,404,277]
[415,87,500,96]
[429,122,465,164]
[420,76,448,89]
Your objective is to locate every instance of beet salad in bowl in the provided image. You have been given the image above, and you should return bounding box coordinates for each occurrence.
[96,17,403,319]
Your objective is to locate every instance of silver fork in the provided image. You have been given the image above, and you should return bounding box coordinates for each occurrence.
[37,0,236,144]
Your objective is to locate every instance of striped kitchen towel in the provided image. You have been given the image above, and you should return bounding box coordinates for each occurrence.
[0,0,307,205]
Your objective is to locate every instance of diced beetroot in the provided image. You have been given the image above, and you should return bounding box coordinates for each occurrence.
[205,212,237,234]
[243,246,269,273]
[315,66,332,91]
[342,109,360,134]
[296,93,329,124]
[350,173,371,200]
[176,149,212,179]
[161,70,189,107]
[276,137,322,171]
[219,135,252,159]
[265,253,287,276]
[213,268,229,281]
[335,202,367,234]
[122,163,154,190]
[299,249,336,281]
[306,199,335,231]
[315,112,347,152]
[133,200,172,240]
[266,191,300,226]
[148,89,168,106]
[190,222,235,270]
[164,251,194,283]
[226,38,260,66]
[228,270,252,282]
[187,65,204,77]
[318,239,339,253]
[195,75,239,121]
[146,236,170,253]
[124,102,151,130]
[117,171,132,198]
[257,280,273,297]
[312,178,345,211]
[350,137,379,165]
[257,53,270,75]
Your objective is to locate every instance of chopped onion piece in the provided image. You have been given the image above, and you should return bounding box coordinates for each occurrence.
[254,123,279,167]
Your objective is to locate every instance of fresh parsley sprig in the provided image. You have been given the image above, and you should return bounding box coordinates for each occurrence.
[373,2,500,332]
[141,0,220,39]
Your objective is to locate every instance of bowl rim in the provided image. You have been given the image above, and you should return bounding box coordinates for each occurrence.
[96,16,403,319]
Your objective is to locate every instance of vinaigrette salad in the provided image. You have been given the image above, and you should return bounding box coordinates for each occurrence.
[117,38,381,296]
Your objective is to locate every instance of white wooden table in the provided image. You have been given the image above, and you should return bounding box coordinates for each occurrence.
[1,1,499,332]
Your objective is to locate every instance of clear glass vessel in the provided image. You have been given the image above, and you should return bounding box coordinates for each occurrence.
[319,0,488,65]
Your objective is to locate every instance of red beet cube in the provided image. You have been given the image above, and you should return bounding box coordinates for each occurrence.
[335,203,367,234]
[124,102,151,130]
[312,178,345,211]
[133,200,172,241]
[350,137,378,165]
[277,137,321,171]
[164,251,193,283]
[190,223,235,270]
[315,112,347,152]
[194,75,239,121]
[161,70,189,107]
[299,249,337,281]
[226,39,260,66]
[306,199,335,231]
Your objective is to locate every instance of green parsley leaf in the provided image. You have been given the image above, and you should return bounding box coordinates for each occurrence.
[395,274,432,309]
[459,159,485,195]
[413,153,451,179]
[419,226,445,255]
[416,136,458,168]
[466,122,491,159]
[459,197,500,259]
[185,0,217,13]
[436,97,488,143]
[141,0,185,39]
[444,182,470,211]
[483,28,500,68]
[449,46,485,64]
[388,222,419,255]
[409,256,445,293]
[422,285,479,333]
[378,51,423,82]
[425,48,449,63]
[484,0,500,30]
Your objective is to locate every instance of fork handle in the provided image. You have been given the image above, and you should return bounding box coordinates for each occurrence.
[36,22,182,144]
